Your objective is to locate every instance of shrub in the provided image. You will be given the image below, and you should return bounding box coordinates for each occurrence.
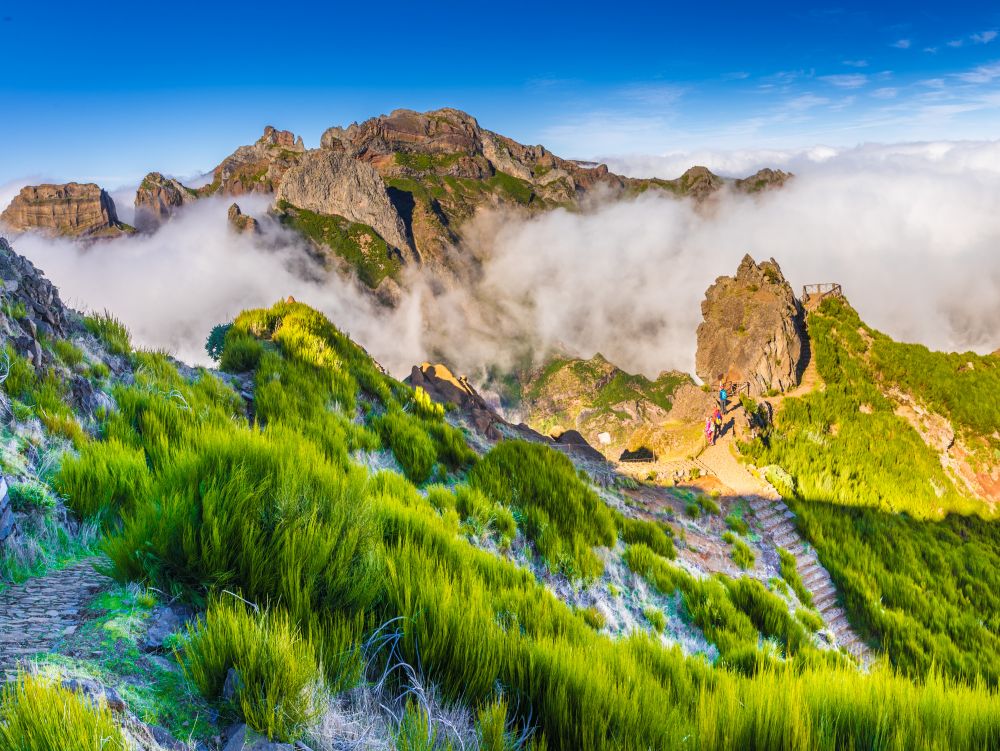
[618,516,676,560]
[83,310,131,357]
[179,599,325,742]
[8,480,55,513]
[477,698,517,751]
[219,330,265,373]
[376,409,438,483]
[778,549,813,608]
[725,514,750,536]
[52,339,84,368]
[54,439,151,521]
[580,606,606,631]
[796,608,824,633]
[0,673,127,751]
[644,606,666,633]
[730,539,756,570]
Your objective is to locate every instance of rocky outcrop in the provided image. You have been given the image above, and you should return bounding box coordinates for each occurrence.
[134,173,197,231]
[206,126,307,196]
[227,203,259,235]
[408,362,503,440]
[1,183,126,237]
[0,236,72,344]
[276,150,411,252]
[696,255,806,396]
[0,477,15,548]
[734,168,793,193]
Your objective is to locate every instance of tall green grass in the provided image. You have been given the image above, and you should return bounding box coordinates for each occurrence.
[83,310,131,357]
[0,673,127,751]
[55,300,1000,750]
[180,598,326,741]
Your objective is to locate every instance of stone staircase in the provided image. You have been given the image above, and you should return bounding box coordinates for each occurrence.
[747,494,871,661]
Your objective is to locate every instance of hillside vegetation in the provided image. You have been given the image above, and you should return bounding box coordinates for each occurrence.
[742,296,1000,687]
[28,299,1000,749]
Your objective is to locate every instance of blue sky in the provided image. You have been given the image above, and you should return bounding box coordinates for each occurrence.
[2,1,1000,185]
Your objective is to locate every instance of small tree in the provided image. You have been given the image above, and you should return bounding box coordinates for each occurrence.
[205,323,232,362]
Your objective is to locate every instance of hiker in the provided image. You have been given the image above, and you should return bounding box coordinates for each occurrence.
[705,416,715,446]
[713,407,723,439]
[719,384,728,414]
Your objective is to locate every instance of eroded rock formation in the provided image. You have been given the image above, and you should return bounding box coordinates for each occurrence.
[696,254,806,396]
[1,183,126,237]
[276,150,411,252]
[227,203,259,235]
[134,172,197,231]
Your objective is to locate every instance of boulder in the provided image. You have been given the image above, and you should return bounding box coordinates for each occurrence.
[222,723,296,751]
[227,203,260,235]
[276,150,411,252]
[695,255,806,396]
[141,604,194,652]
[0,476,15,547]
[1,183,126,237]
[134,172,197,231]
[620,447,656,463]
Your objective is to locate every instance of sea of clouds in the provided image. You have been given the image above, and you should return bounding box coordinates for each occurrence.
[3,139,1000,379]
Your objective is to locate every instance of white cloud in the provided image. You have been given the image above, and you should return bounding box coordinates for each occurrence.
[871,87,899,99]
[972,30,998,44]
[924,46,938,54]
[956,61,1000,84]
[6,196,425,370]
[820,74,868,89]
[7,142,1000,382]
[892,39,912,49]
[842,59,869,68]
[947,39,965,48]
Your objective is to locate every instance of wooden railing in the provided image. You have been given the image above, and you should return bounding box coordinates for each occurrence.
[802,283,842,301]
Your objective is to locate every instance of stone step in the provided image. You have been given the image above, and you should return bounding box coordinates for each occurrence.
[801,569,827,588]
[811,581,836,599]
[815,593,838,612]
[774,530,798,548]
[757,504,787,521]
[798,560,821,577]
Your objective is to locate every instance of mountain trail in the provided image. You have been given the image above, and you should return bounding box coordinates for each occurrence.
[698,425,872,663]
[0,558,111,679]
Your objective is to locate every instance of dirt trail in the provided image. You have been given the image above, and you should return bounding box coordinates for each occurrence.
[0,559,111,679]
[698,428,871,662]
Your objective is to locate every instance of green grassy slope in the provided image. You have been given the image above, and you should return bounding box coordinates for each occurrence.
[34,300,1000,749]
[742,296,1000,686]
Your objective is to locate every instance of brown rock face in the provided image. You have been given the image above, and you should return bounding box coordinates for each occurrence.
[321,107,624,198]
[1,183,124,237]
[695,255,806,396]
[134,172,197,231]
[407,362,504,440]
[276,150,411,252]
[209,126,307,196]
[227,203,259,234]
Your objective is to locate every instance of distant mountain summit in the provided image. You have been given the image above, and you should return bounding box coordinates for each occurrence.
[1,108,793,294]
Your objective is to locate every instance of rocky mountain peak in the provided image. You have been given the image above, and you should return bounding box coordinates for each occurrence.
[734,167,793,193]
[134,172,197,231]
[257,125,305,151]
[1,183,128,237]
[696,254,805,395]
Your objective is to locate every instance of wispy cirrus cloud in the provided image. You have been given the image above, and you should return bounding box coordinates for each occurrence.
[871,87,899,99]
[956,61,1000,84]
[891,39,912,49]
[842,59,869,68]
[820,73,868,89]
[972,30,998,45]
